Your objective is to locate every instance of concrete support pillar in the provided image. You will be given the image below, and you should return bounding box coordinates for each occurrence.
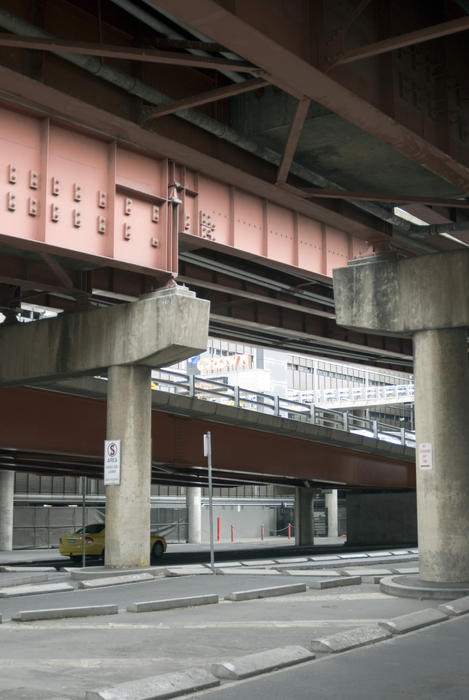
[186,487,202,544]
[325,489,338,538]
[105,365,152,568]
[414,328,469,582]
[295,487,314,546]
[0,470,14,551]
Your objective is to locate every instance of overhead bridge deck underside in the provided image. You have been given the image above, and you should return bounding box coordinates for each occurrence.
[0,380,415,490]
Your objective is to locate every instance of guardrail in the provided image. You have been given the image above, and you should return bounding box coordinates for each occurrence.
[292,383,414,409]
[151,370,415,449]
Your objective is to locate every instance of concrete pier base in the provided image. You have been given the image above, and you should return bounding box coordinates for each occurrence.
[0,470,14,550]
[295,487,314,546]
[325,489,338,538]
[105,365,152,568]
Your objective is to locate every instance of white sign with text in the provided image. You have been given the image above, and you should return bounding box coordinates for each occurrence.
[104,439,121,485]
[418,442,433,470]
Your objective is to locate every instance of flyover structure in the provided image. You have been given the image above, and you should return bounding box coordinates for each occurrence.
[0,1,467,573]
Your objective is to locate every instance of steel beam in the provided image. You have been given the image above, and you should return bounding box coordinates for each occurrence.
[333,16,469,66]
[0,387,415,488]
[0,34,261,73]
[151,0,469,195]
[143,78,269,120]
[299,188,469,208]
[276,97,310,184]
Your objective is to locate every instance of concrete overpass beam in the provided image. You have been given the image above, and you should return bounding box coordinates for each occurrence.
[334,250,469,583]
[295,487,314,546]
[0,470,14,551]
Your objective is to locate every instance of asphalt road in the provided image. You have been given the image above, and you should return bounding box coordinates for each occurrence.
[1,546,463,700]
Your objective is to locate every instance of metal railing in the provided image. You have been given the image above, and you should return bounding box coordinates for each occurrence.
[151,370,415,448]
[291,383,414,409]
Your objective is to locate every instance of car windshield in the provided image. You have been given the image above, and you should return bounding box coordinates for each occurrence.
[75,523,104,534]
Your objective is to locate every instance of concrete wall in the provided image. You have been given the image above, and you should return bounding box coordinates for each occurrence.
[346,492,417,546]
[202,505,277,541]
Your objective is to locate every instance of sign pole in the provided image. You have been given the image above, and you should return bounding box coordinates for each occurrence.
[81,475,87,568]
[204,432,215,574]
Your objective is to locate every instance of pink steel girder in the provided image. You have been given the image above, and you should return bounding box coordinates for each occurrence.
[0,101,371,281]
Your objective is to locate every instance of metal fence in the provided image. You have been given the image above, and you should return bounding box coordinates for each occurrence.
[152,369,415,448]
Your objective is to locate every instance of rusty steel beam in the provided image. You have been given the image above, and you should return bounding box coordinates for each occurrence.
[0,387,414,488]
[151,0,469,195]
[143,78,269,120]
[299,188,469,208]
[333,15,469,66]
[0,34,262,73]
[276,97,310,184]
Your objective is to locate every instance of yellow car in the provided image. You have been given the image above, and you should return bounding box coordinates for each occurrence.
[59,523,167,562]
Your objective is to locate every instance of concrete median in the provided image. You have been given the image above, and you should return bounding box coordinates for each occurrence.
[85,667,219,699]
[211,645,314,680]
[127,594,219,613]
[12,604,118,621]
[224,583,306,601]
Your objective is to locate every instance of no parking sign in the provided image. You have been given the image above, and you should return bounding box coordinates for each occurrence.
[104,439,121,485]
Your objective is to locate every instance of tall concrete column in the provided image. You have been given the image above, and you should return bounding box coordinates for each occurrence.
[295,487,314,546]
[325,489,338,538]
[414,328,469,582]
[186,487,202,544]
[105,365,152,568]
[334,249,469,584]
[0,470,14,551]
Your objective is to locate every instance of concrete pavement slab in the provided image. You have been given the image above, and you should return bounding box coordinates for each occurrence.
[68,567,162,580]
[281,569,341,577]
[379,608,448,634]
[0,573,49,587]
[211,645,314,680]
[216,568,280,576]
[85,667,219,699]
[342,568,393,576]
[164,566,214,577]
[311,624,392,653]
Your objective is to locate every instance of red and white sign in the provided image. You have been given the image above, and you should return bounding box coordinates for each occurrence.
[197,353,252,374]
[418,442,433,470]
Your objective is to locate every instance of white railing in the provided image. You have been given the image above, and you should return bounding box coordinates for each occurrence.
[292,383,414,409]
[151,370,415,449]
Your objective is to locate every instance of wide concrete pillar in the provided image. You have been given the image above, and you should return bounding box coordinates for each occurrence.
[295,487,314,546]
[334,250,469,583]
[186,487,202,544]
[325,489,338,538]
[105,365,152,568]
[414,328,469,582]
[0,470,14,550]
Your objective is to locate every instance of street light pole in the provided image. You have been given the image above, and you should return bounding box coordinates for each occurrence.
[203,432,215,574]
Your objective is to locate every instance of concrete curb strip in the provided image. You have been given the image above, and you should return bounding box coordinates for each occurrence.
[78,573,154,589]
[380,575,469,600]
[12,604,118,621]
[282,569,341,577]
[69,567,162,581]
[439,595,469,616]
[224,583,306,601]
[85,667,219,699]
[0,582,74,598]
[163,567,214,577]
[211,645,315,680]
[127,594,219,613]
[311,624,392,653]
[379,608,448,634]
[0,566,57,572]
[308,576,361,590]
[0,613,2,624]
[217,568,280,576]
[0,573,49,587]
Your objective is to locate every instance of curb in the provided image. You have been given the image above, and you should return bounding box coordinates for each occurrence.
[78,573,155,589]
[85,667,219,699]
[311,624,392,653]
[0,573,49,588]
[127,594,219,613]
[378,608,448,634]
[225,583,306,601]
[0,582,74,598]
[12,604,118,621]
[211,645,314,680]
[308,576,361,590]
[440,595,469,616]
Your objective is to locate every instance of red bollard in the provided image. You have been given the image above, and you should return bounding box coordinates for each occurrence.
[231,524,234,542]
[217,517,221,542]
[287,522,291,540]
[261,524,264,541]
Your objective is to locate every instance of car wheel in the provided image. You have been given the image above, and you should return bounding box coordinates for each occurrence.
[152,541,164,560]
